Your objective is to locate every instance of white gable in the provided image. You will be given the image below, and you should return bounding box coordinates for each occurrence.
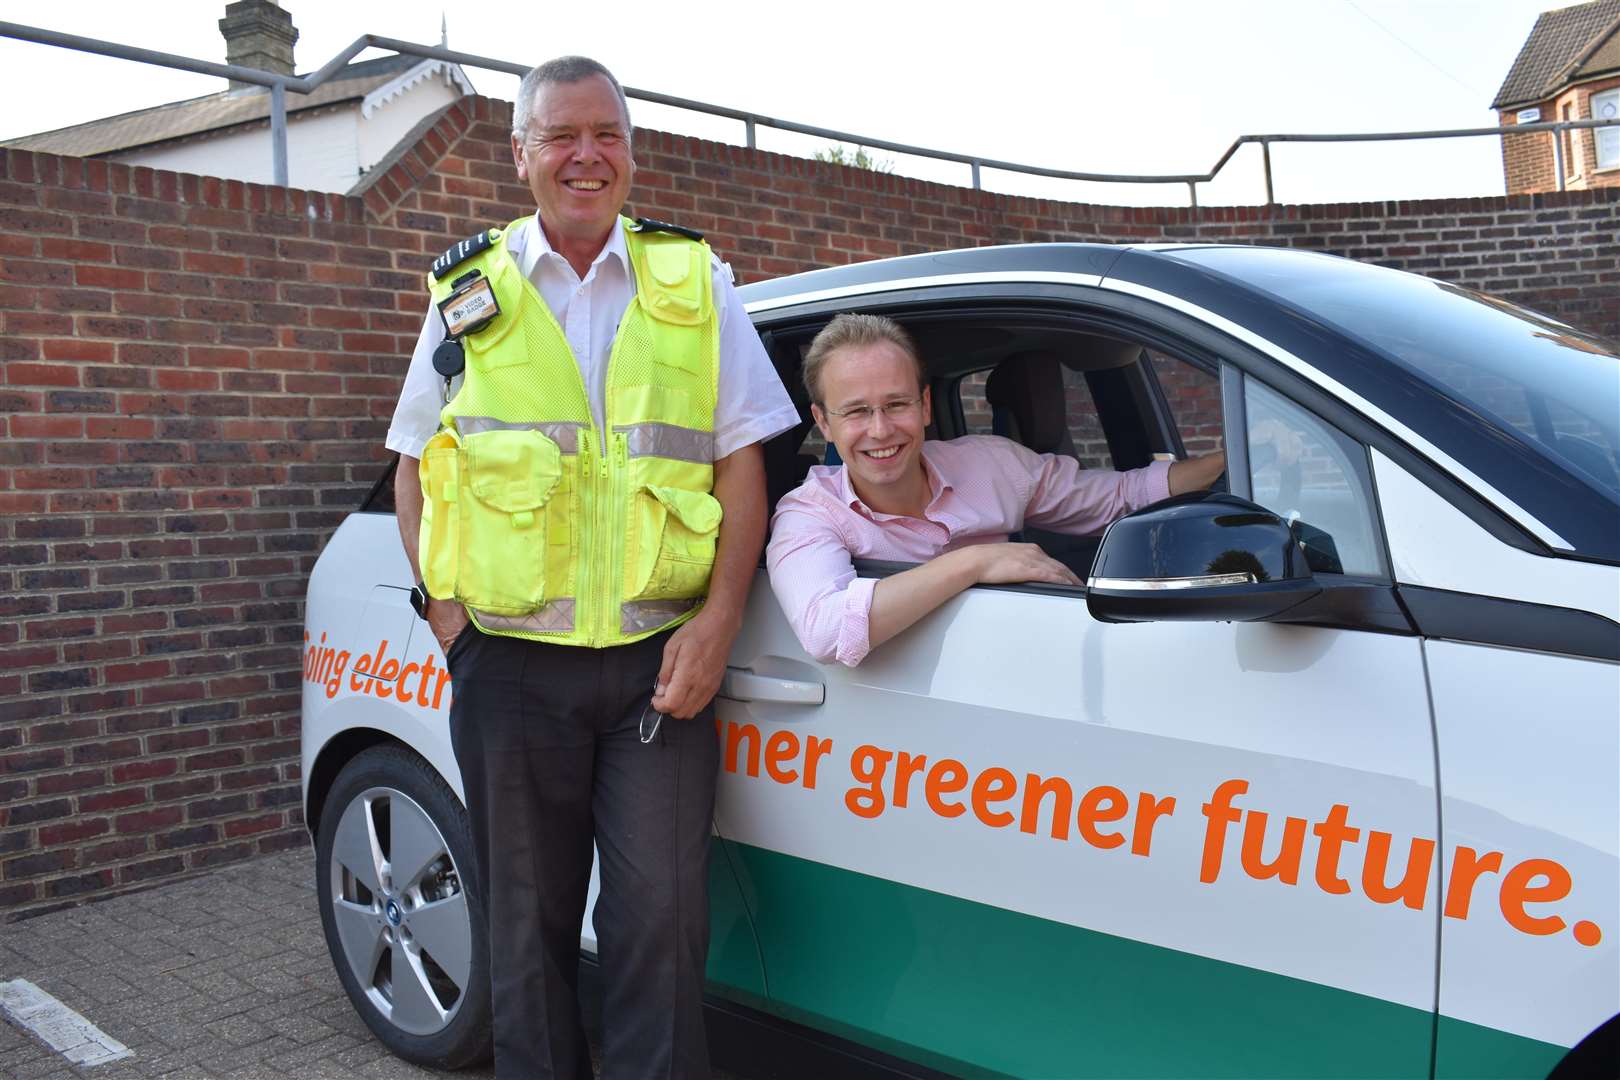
[362,58,477,119]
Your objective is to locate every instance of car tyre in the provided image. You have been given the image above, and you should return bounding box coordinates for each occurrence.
[315,744,491,1068]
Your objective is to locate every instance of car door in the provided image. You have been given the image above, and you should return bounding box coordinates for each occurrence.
[713,296,1440,1078]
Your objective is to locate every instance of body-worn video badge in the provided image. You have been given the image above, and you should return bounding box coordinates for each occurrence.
[437,270,501,338]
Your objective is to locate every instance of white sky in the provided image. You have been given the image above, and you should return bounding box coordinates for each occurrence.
[0,0,1565,207]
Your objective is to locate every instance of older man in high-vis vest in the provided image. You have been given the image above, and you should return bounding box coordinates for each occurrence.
[385,56,796,1079]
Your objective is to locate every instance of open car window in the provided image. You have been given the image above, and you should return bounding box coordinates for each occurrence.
[758,305,1228,588]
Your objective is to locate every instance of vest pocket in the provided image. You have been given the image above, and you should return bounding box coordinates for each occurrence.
[464,332,528,370]
[419,436,461,598]
[457,428,561,614]
[626,485,722,601]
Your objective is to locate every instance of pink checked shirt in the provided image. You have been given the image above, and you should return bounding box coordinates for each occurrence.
[766,436,1171,667]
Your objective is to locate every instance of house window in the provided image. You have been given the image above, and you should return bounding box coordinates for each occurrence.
[1595,89,1620,170]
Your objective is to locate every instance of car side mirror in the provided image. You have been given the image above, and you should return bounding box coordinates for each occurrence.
[1086,492,1322,624]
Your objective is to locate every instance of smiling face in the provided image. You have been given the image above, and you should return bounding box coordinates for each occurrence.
[812,339,932,513]
[511,73,635,269]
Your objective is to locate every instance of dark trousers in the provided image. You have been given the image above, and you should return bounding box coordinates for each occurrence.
[447,625,718,1080]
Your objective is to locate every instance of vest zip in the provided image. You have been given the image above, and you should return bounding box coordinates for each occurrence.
[609,431,628,644]
[577,427,597,645]
[595,304,627,647]
[593,433,613,645]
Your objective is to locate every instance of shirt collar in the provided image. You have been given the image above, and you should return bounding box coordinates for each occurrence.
[515,214,629,283]
[837,442,954,521]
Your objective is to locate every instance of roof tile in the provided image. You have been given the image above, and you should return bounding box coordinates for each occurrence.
[1493,0,1620,109]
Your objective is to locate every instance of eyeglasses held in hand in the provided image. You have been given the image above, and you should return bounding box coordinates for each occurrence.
[640,686,665,745]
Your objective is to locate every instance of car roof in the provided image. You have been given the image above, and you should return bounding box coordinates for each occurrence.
[733,242,1339,309]
[737,242,1129,307]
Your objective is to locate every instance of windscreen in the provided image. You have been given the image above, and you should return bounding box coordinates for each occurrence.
[1171,248,1620,505]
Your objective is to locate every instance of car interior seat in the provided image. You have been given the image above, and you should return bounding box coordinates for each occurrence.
[984,351,1104,581]
[985,350,1080,459]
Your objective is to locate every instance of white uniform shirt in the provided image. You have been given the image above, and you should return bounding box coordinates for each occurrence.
[386,216,798,460]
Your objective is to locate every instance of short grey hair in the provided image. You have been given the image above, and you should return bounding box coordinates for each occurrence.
[512,56,632,141]
[803,313,924,405]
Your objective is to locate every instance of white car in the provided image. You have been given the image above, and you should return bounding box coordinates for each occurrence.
[301,243,1619,1078]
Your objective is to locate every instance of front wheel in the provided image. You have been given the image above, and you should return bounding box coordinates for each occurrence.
[315,744,491,1068]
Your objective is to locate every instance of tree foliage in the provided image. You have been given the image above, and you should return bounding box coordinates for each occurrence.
[815,143,894,173]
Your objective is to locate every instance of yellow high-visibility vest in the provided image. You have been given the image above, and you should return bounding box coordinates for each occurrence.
[416,215,721,647]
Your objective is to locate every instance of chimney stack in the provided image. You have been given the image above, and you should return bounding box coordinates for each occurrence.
[219,0,299,90]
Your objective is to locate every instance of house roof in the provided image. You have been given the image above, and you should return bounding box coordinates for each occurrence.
[1492,0,1620,109]
[1,53,458,157]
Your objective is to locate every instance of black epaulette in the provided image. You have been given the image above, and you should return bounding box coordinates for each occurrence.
[630,217,705,242]
[431,229,496,280]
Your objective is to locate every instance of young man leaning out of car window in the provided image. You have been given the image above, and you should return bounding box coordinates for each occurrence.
[765,313,1226,667]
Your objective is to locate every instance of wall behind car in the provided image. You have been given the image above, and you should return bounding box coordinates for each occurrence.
[1,94,1617,917]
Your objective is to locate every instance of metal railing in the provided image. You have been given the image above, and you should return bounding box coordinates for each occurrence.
[4,19,1618,205]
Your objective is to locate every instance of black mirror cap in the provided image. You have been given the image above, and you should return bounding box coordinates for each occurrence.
[1086,492,1321,624]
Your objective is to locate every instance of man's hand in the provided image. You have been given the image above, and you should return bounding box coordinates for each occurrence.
[427,598,470,655]
[397,456,470,655]
[866,542,1081,658]
[652,607,741,720]
[966,542,1082,587]
[1250,418,1304,467]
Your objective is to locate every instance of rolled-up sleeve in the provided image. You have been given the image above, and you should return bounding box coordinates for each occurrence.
[766,507,877,667]
[1018,445,1173,534]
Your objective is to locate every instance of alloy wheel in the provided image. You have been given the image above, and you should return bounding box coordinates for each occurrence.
[327,785,472,1037]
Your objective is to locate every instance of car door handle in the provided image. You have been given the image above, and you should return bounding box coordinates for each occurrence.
[719,667,825,705]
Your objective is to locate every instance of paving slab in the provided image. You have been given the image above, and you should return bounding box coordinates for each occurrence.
[0,850,761,1079]
[0,852,416,1078]
[0,854,463,1080]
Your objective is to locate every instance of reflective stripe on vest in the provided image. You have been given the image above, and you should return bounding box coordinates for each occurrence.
[622,598,703,636]
[457,416,587,454]
[418,216,721,648]
[614,421,714,464]
[472,600,576,635]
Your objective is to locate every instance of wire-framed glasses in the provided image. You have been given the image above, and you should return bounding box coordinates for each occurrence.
[822,396,922,427]
[639,689,666,745]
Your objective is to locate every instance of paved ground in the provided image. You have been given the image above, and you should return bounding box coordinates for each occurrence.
[0,850,792,1080]
[0,849,772,1079]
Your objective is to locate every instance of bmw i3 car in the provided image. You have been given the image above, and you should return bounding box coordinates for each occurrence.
[301,242,1619,1078]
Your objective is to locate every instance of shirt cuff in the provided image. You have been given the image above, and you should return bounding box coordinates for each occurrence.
[385,428,431,459]
[714,406,801,462]
[834,576,878,668]
[1141,458,1174,505]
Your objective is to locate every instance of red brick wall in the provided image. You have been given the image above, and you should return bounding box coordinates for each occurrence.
[2,94,1618,916]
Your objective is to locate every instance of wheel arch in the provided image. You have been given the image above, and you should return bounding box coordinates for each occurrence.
[305,728,412,838]
[1548,1009,1620,1080]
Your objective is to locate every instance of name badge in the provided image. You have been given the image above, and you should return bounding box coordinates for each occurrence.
[438,275,501,337]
